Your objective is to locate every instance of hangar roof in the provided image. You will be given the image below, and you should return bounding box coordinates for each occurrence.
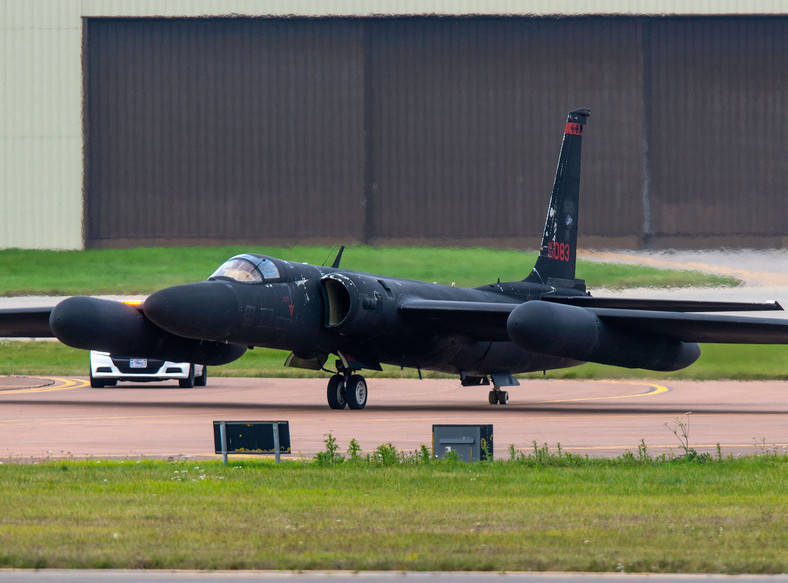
[90,0,788,17]
[4,0,788,21]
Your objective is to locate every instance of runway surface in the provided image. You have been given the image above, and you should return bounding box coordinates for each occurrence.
[1,375,785,461]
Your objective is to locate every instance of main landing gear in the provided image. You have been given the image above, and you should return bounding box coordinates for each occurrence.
[461,373,512,405]
[327,370,368,410]
[488,388,509,405]
[486,373,518,405]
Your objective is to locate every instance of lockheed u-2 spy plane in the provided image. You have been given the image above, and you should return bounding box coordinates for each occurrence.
[2,109,787,409]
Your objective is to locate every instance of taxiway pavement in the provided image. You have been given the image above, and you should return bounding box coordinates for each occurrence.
[1,376,785,461]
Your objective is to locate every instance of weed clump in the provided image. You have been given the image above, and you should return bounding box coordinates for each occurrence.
[311,431,760,469]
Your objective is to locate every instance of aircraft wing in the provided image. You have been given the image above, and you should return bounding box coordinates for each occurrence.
[0,307,55,337]
[590,308,788,344]
[544,296,783,312]
[400,299,788,345]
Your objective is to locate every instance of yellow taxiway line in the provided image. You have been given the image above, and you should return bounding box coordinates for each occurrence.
[0,376,89,395]
[538,381,671,404]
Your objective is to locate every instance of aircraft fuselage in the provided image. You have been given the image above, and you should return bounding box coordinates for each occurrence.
[142,257,583,377]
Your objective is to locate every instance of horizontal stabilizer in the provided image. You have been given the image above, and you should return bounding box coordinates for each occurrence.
[0,307,55,337]
[544,296,783,312]
[591,308,788,344]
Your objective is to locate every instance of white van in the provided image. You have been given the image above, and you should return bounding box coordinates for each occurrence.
[89,351,206,388]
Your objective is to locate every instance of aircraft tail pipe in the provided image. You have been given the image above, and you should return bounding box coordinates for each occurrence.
[49,296,246,365]
[506,301,700,372]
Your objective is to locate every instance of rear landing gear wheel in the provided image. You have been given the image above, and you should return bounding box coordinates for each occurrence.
[327,374,347,409]
[346,375,368,410]
[488,389,509,405]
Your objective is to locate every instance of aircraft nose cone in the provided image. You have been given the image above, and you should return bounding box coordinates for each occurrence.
[144,281,240,340]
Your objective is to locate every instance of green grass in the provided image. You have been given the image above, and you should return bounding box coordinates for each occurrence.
[2,340,785,380]
[0,245,737,296]
[0,455,785,572]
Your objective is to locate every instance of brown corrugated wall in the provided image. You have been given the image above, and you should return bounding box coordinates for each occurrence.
[366,18,644,247]
[84,16,787,249]
[644,17,787,247]
[85,18,366,246]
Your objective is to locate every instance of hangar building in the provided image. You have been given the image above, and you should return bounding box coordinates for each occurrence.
[1,1,786,250]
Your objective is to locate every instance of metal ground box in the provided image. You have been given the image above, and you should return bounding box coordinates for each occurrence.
[432,424,493,461]
[213,421,291,457]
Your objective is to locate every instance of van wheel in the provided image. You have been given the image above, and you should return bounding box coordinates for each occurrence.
[194,366,207,387]
[179,365,195,388]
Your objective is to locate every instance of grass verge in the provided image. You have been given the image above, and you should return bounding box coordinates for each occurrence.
[1,340,785,380]
[0,245,737,296]
[0,448,785,572]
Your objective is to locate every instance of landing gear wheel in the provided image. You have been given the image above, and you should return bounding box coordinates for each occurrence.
[346,375,368,410]
[488,389,509,405]
[327,374,347,409]
[179,365,196,388]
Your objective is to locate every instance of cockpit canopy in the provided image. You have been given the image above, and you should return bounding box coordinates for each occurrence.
[209,254,281,283]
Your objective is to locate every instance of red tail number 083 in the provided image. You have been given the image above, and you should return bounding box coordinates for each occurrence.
[547,242,571,262]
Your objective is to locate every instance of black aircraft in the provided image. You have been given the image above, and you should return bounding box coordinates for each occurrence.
[2,108,787,409]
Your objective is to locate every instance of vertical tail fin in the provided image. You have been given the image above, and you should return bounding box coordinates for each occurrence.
[525,108,590,290]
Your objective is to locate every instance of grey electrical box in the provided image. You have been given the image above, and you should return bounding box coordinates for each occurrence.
[432,424,493,461]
